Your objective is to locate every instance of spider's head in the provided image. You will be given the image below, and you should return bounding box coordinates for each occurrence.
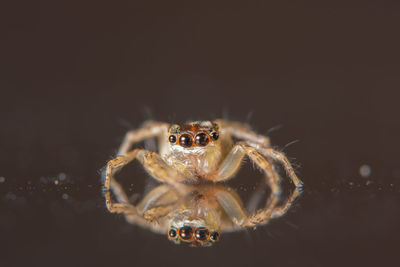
[167,210,220,247]
[167,121,219,149]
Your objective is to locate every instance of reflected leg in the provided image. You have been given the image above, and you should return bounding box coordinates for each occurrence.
[271,186,302,219]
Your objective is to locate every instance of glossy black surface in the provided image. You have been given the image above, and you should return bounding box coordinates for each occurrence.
[1,1,400,267]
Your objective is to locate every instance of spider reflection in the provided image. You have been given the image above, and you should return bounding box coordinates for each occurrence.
[105,180,301,247]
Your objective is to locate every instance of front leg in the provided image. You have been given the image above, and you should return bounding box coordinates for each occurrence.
[104,149,186,213]
[212,144,282,227]
[211,143,281,197]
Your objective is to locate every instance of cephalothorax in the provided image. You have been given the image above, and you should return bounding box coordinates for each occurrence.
[104,120,303,247]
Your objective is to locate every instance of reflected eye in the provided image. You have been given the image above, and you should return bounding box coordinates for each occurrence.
[210,132,219,141]
[179,134,193,148]
[195,228,209,241]
[169,135,177,143]
[210,231,219,242]
[195,133,209,146]
[179,226,194,241]
[168,228,177,238]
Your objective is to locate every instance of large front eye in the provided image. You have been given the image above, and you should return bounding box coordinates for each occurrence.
[195,228,210,241]
[179,134,193,147]
[195,133,209,146]
[179,226,194,241]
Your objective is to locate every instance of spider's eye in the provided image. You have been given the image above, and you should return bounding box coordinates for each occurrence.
[195,228,210,241]
[169,135,177,143]
[195,133,209,146]
[179,134,193,148]
[168,228,177,238]
[179,226,194,241]
[210,132,219,141]
[210,231,219,242]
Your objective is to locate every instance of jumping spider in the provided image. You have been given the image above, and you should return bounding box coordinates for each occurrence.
[104,120,303,247]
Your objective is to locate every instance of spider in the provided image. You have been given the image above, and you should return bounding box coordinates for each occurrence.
[104,120,303,246]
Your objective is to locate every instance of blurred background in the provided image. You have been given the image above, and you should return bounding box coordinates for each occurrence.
[1,1,399,266]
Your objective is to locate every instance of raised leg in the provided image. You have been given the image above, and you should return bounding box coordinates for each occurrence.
[117,121,169,156]
[259,147,303,188]
[216,119,270,148]
[104,148,186,213]
[212,143,281,197]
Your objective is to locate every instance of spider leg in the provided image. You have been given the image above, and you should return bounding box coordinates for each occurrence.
[242,181,303,228]
[216,119,270,148]
[215,182,280,229]
[117,120,169,156]
[136,184,187,222]
[214,188,248,227]
[212,144,282,227]
[271,186,302,219]
[212,144,280,194]
[104,149,186,213]
[259,147,303,188]
[246,178,267,214]
[106,179,174,234]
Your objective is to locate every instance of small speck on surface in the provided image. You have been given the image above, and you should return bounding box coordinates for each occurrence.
[0,176,5,183]
[54,180,59,185]
[359,164,371,178]
[58,173,67,181]
[62,193,69,200]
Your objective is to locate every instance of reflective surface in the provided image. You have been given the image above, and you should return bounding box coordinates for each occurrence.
[1,1,400,266]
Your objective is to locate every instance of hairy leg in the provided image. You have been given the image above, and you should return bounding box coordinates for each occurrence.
[136,184,184,222]
[104,149,186,212]
[106,179,171,234]
[259,147,303,188]
[212,143,283,227]
[215,179,302,228]
[117,121,169,156]
[271,186,302,219]
[215,183,280,229]
[216,119,270,148]
[212,143,280,195]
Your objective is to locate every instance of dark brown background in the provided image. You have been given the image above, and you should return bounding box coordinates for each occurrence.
[1,1,400,267]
